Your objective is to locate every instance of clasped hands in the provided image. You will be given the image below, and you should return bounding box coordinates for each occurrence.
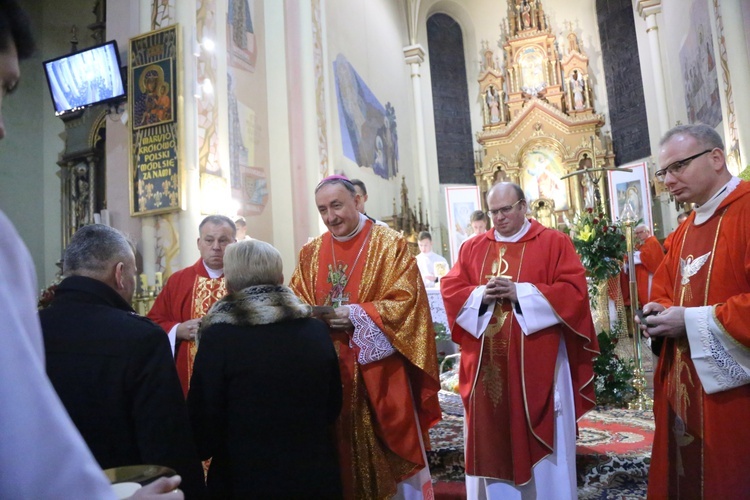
[176,318,201,341]
[482,276,518,305]
[315,305,354,331]
[636,303,687,339]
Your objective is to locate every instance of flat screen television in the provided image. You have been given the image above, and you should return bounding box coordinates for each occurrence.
[43,40,126,116]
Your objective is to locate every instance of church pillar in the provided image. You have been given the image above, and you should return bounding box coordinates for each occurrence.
[712,0,749,172]
[637,1,670,135]
[403,44,433,223]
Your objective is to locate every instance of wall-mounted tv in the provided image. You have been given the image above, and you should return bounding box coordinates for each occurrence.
[43,40,126,116]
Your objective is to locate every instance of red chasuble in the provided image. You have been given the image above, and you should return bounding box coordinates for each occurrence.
[289,220,441,500]
[648,181,750,498]
[147,259,227,397]
[440,219,598,485]
[634,235,664,308]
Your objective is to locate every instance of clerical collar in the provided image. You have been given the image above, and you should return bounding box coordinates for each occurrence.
[693,176,740,224]
[494,218,531,243]
[331,213,368,242]
[202,261,224,279]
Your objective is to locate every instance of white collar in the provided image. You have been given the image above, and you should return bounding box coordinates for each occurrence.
[202,261,224,279]
[494,219,531,242]
[693,176,740,224]
[331,213,368,242]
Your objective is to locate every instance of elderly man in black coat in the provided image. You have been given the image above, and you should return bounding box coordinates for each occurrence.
[39,224,205,498]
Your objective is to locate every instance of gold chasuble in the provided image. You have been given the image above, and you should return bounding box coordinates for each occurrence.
[441,219,598,485]
[290,220,441,500]
[148,259,227,397]
[648,181,750,498]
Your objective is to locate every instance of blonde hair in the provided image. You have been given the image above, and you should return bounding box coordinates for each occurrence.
[223,239,283,291]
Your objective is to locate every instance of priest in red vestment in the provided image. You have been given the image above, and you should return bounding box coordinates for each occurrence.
[148,215,236,396]
[640,124,750,498]
[633,225,665,308]
[289,176,441,500]
[662,211,689,253]
[440,182,598,498]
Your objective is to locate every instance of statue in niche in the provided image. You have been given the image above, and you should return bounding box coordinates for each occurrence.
[520,0,532,29]
[570,69,585,110]
[485,85,501,124]
[567,32,580,54]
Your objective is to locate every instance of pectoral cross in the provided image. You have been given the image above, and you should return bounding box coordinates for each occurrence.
[330,287,350,308]
[486,245,513,282]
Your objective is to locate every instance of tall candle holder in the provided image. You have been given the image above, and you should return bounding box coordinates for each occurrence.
[621,202,653,411]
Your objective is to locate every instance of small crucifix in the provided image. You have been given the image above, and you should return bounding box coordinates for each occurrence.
[330,289,350,308]
[561,135,631,215]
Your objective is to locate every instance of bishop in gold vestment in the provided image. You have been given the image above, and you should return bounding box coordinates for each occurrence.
[290,177,441,499]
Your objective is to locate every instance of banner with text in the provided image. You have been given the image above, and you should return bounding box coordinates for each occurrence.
[129,25,181,216]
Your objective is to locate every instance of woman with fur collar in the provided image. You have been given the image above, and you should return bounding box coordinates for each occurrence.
[187,240,343,498]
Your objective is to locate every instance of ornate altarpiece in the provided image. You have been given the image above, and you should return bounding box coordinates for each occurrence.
[475,0,615,228]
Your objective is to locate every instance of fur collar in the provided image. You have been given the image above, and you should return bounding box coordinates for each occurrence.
[199,284,312,334]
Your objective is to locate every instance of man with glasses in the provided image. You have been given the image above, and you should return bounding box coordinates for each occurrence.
[639,124,750,497]
[441,182,598,498]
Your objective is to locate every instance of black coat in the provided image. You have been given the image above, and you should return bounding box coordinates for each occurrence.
[39,276,205,498]
[188,284,342,499]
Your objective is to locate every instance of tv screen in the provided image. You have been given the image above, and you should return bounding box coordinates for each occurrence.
[43,40,126,116]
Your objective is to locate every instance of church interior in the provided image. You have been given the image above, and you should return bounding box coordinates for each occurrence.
[2,0,750,495]
[1,0,747,292]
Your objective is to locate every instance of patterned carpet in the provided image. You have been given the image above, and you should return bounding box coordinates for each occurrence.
[428,391,654,499]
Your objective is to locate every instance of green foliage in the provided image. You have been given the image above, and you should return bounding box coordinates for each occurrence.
[564,208,627,284]
[739,165,750,181]
[434,322,450,342]
[593,328,636,407]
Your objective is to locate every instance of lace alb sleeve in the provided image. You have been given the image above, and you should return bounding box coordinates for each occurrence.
[686,306,750,394]
[349,304,395,365]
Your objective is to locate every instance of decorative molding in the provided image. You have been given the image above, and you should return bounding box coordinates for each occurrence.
[713,0,740,171]
[403,44,426,65]
[312,0,329,175]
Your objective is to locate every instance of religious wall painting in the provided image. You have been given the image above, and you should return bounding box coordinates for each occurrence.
[227,76,255,190]
[445,185,482,265]
[227,0,257,72]
[242,170,268,215]
[679,0,721,128]
[518,46,546,95]
[607,161,652,231]
[520,146,568,211]
[132,59,175,130]
[333,54,398,180]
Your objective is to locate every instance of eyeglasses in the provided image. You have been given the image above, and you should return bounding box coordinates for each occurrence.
[654,149,713,180]
[487,199,524,217]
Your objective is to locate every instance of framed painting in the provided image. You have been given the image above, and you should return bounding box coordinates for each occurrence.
[607,161,652,231]
[445,185,482,265]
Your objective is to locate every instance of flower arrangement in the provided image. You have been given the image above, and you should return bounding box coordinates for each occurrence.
[593,328,635,407]
[565,208,627,283]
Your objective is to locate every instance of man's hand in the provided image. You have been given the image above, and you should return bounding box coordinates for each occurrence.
[325,305,354,331]
[176,319,201,341]
[129,475,183,499]
[637,303,687,339]
[482,277,518,305]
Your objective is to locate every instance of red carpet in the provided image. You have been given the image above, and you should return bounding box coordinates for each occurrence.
[429,391,654,498]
